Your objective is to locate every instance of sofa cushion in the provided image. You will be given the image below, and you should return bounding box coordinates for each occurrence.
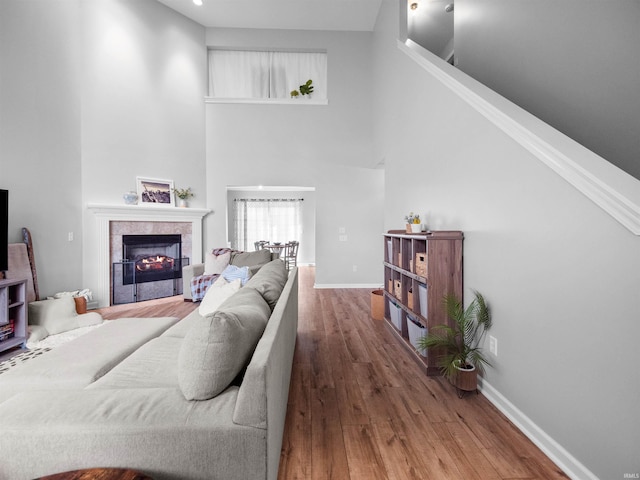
[230,249,271,268]
[178,288,271,401]
[244,259,288,310]
[204,250,231,275]
[198,278,242,316]
[88,336,183,389]
[0,317,179,403]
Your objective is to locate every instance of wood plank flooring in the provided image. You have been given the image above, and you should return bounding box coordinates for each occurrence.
[9,267,567,479]
[278,266,568,480]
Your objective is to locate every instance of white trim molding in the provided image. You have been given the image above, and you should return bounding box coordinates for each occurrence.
[399,39,640,235]
[314,283,382,289]
[479,379,599,480]
[205,97,328,106]
[87,204,211,307]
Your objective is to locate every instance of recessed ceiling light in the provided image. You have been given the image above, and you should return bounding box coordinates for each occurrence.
[410,2,418,10]
[193,0,203,6]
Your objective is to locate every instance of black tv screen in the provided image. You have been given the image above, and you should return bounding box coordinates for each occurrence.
[0,189,7,272]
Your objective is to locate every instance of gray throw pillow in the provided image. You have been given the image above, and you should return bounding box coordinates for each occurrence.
[230,249,271,268]
[178,288,271,401]
[244,259,288,310]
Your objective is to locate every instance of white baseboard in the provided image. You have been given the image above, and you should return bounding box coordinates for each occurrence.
[314,283,382,289]
[479,379,599,480]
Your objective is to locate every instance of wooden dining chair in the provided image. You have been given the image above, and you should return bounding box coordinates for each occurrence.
[254,240,269,251]
[283,241,299,270]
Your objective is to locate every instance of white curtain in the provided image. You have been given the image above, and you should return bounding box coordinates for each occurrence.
[233,199,303,251]
[209,50,327,99]
[209,50,270,98]
[269,51,327,99]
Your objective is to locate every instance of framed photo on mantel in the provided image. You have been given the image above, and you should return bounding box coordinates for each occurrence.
[136,177,175,207]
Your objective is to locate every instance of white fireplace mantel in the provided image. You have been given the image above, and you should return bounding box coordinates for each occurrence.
[87,203,212,307]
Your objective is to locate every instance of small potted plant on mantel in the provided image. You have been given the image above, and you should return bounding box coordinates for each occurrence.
[172,187,193,208]
[404,212,422,233]
[418,290,493,397]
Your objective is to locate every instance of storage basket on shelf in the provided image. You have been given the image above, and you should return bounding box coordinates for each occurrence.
[388,300,402,331]
[415,252,427,277]
[394,280,402,300]
[418,284,427,318]
[407,315,427,357]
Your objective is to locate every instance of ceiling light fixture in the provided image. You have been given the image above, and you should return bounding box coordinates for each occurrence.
[410,2,418,10]
[193,0,203,5]
[445,3,454,12]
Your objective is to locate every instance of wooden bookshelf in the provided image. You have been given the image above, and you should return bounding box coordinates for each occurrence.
[383,230,463,375]
[0,278,28,354]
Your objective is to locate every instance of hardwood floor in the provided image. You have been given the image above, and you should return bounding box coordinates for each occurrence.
[278,267,568,480]
[6,267,567,479]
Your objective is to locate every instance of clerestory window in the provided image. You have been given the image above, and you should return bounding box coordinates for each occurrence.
[208,49,327,102]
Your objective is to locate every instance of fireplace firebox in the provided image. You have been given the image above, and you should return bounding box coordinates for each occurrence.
[122,234,182,285]
[112,234,189,305]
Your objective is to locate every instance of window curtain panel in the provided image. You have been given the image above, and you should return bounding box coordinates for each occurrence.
[232,199,303,251]
[209,50,327,100]
[270,51,327,99]
[208,50,270,98]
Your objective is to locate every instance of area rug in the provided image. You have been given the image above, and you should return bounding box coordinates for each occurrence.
[0,348,52,375]
[0,321,109,376]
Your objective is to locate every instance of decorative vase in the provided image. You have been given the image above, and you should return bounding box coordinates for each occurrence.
[123,191,138,205]
[178,199,188,208]
[405,224,412,233]
[410,223,422,233]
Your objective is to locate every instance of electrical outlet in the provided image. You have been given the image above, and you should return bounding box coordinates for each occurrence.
[68,232,74,242]
[338,227,346,234]
[489,335,498,356]
[339,235,348,242]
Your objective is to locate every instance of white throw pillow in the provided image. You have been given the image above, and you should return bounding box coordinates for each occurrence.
[28,296,79,335]
[203,251,231,275]
[198,278,242,316]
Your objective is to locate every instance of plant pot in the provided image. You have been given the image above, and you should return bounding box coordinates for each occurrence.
[178,199,189,208]
[410,223,421,233]
[453,364,477,393]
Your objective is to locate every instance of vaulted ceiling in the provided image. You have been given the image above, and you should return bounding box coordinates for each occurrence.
[156,0,383,31]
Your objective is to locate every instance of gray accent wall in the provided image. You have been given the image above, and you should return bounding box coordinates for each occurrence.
[454,0,640,180]
[374,0,639,478]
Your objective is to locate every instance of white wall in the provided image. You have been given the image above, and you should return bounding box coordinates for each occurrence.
[204,28,384,287]
[80,0,207,302]
[373,1,640,478]
[0,0,83,297]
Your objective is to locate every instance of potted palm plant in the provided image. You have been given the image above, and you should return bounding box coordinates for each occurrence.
[418,290,492,396]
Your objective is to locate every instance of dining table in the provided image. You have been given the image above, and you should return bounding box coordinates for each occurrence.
[264,243,286,256]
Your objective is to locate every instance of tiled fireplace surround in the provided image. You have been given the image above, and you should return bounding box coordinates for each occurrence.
[88,204,210,307]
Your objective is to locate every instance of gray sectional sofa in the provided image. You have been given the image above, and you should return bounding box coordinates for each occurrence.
[0,259,298,480]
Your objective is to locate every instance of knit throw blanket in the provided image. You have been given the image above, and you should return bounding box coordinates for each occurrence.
[190,248,241,302]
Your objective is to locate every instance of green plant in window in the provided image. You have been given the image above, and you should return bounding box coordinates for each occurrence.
[299,79,314,96]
